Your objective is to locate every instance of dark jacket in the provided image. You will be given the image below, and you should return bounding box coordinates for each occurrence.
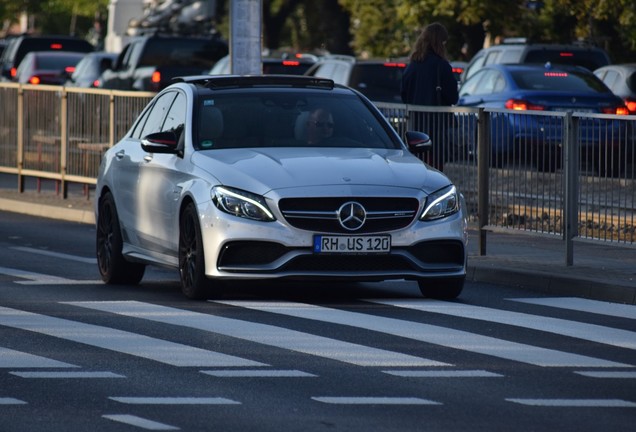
[400,53,458,106]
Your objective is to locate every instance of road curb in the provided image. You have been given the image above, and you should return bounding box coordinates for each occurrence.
[467,265,636,304]
[0,198,95,225]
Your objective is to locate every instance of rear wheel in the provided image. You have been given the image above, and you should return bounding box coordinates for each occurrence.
[96,192,145,285]
[179,203,211,300]
[417,277,464,299]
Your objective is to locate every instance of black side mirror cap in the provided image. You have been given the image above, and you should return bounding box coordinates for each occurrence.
[405,131,432,153]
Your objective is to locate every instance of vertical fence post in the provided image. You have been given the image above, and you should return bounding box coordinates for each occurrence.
[17,86,25,192]
[564,112,579,266]
[477,107,489,255]
[60,88,68,198]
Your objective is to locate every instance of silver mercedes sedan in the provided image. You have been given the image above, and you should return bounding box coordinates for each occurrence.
[95,75,467,300]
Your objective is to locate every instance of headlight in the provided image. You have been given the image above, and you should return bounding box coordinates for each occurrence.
[212,186,275,221]
[420,185,460,221]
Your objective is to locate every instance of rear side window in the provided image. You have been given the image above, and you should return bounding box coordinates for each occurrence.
[626,71,636,93]
[523,49,609,71]
[139,38,227,69]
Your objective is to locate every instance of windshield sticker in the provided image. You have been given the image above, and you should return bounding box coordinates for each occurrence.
[201,140,214,148]
[203,100,215,106]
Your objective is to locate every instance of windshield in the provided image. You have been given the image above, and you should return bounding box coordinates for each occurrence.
[196,91,400,150]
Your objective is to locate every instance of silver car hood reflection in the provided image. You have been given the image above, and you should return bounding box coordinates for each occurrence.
[191,147,448,195]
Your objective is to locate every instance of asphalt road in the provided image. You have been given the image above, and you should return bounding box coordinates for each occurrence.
[1,211,635,431]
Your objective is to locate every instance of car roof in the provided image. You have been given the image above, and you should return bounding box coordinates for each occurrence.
[173,74,337,90]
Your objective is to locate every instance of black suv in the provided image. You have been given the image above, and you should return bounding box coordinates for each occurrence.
[0,34,94,81]
[304,55,406,103]
[462,39,611,83]
[99,34,228,92]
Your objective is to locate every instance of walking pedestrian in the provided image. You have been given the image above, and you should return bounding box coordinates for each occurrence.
[401,22,458,170]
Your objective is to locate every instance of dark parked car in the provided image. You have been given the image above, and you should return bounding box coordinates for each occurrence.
[95,75,467,300]
[456,63,629,173]
[99,34,227,91]
[0,34,93,81]
[15,51,85,85]
[594,64,636,115]
[462,39,611,83]
[65,51,117,88]
[304,55,406,103]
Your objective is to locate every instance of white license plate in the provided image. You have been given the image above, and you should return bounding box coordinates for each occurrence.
[313,235,391,254]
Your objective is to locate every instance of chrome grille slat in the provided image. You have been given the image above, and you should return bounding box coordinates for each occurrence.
[279,197,419,234]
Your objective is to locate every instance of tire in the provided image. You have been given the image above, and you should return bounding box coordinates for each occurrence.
[96,192,145,285]
[179,203,211,300]
[417,277,465,299]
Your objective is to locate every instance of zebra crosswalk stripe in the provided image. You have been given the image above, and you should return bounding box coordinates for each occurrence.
[0,306,264,368]
[65,301,449,367]
[214,300,631,368]
[370,298,636,350]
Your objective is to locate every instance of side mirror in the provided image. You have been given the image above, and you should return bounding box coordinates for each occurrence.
[141,131,179,154]
[405,131,432,153]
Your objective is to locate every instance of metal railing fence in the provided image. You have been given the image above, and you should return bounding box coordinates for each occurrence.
[0,83,154,193]
[0,83,634,263]
[376,102,635,261]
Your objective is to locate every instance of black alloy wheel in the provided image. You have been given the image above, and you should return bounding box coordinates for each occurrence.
[96,192,145,285]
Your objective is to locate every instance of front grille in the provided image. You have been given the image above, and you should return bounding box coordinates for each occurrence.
[217,239,465,274]
[279,197,419,233]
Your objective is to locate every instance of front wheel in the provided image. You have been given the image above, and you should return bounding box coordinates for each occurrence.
[179,203,211,300]
[96,192,145,285]
[417,277,464,299]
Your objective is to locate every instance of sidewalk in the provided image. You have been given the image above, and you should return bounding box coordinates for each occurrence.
[1,183,635,305]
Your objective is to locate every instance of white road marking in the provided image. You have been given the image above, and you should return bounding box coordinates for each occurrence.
[102,414,179,430]
[574,371,636,378]
[215,300,630,368]
[0,398,27,405]
[109,397,240,405]
[201,369,317,377]
[383,370,503,378]
[511,297,636,320]
[0,266,80,284]
[66,301,446,367]
[10,246,97,264]
[312,397,441,405]
[506,398,636,407]
[370,299,636,350]
[10,371,124,378]
[0,347,78,368]
[0,306,265,368]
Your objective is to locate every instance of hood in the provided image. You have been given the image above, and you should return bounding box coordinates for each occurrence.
[191,147,450,196]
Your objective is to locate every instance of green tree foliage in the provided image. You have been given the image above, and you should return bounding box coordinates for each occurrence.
[0,0,108,37]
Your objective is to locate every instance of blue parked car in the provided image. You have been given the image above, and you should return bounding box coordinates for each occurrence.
[456,63,629,173]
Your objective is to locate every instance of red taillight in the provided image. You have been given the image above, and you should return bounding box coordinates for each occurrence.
[603,106,630,115]
[559,52,574,57]
[29,76,41,85]
[452,67,464,74]
[625,99,636,114]
[50,43,63,50]
[282,60,299,66]
[383,62,406,68]
[544,72,568,77]
[92,79,101,88]
[65,66,75,73]
[151,71,161,83]
[10,67,17,78]
[505,99,545,111]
